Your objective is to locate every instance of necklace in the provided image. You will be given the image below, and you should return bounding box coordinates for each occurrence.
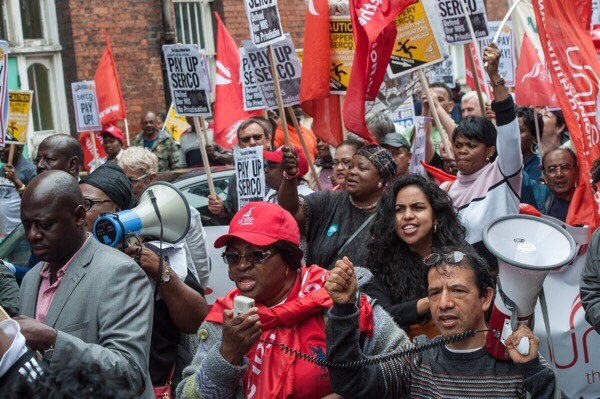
[349,195,378,211]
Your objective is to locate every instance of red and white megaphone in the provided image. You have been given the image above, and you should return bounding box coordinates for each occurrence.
[482,215,577,360]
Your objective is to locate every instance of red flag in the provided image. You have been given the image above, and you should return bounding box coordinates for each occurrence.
[78,132,107,172]
[343,0,415,141]
[94,30,126,125]
[213,12,261,150]
[299,0,343,147]
[534,0,600,229]
[420,160,456,184]
[514,35,558,107]
[464,43,490,98]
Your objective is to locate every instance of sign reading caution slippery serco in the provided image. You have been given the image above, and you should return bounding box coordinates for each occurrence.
[329,17,354,94]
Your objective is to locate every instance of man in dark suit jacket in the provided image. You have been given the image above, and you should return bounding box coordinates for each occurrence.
[15,170,154,398]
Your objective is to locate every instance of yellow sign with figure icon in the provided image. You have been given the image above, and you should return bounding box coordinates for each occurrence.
[329,17,354,94]
[163,102,190,142]
[7,90,33,143]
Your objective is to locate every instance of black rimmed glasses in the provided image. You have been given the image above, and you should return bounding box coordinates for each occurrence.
[221,249,274,265]
[83,197,114,211]
[423,251,466,267]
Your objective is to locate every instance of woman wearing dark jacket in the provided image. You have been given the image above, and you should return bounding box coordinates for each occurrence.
[364,174,469,337]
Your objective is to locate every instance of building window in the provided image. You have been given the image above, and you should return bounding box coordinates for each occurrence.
[28,62,54,131]
[20,0,43,39]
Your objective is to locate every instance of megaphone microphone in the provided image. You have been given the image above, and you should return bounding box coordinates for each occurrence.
[482,215,576,360]
[93,182,191,247]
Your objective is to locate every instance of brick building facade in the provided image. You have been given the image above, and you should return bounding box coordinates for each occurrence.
[1,0,506,146]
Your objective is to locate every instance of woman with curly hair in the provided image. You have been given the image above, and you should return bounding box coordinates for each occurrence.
[364,174,469,338]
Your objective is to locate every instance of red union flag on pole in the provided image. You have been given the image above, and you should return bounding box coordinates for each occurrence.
[514,34,558,107]
[343,0,416,140]
[94,30,126,125]
[464,42,490,99]
[299,0,343,146]
[213,12,261,150]
[534,0,600,230]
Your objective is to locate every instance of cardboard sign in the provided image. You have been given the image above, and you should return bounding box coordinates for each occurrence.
[71,81,102,132]
[0,41,8,147]
[240,47,267,111]
[244,0,285,48]
[7,91,32,143]
[234,146,265,209]
[437,0,490,44]
[163,45,211,116]
[480,21,516,87]
[242,35,301,109]
[427,58,456,88]
[390,96,416,131]
[329,17,354,94]
[409,116,428,174]
[387,1,444,78]
[163,103,190,142]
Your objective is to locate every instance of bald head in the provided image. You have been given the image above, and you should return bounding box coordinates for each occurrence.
[141,111,158,137]
[36,134,83,177]
[21,171,87,267]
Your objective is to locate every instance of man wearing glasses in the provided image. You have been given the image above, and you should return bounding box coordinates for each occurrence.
[521,148,578,222]
[324,246,558,398]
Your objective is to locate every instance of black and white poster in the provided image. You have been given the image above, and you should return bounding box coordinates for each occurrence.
[244,0,285,48]
[437,0,490,44]
[234,146,265,209]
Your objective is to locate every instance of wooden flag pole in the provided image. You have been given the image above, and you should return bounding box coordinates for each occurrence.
[464,43,488,121]
[459,0,492,101]
[7,144,15,165]
[193,116,216,197]
[123,118,131,147]
[418,69,454,159]
[533,108,543,166]
[340,95,347,140]
[89,132,100,169]
[267,45,291,146]
[288,108,323,191]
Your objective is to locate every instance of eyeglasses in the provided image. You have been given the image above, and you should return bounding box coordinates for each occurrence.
[544,163,573,176]
[83,197,114,211]
[239,134,265,144]
[221,249,274,265]
[128,173,149,183]
[423,251,466,267]
[333,159,352,168]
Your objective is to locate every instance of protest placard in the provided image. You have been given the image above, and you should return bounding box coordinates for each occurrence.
[162,103,190,142]
[242,35,301,109]
[329,17,354,94]
[390,96,416,131]
[163,45,212,116]
[234,146,265,209]
[7,91,32,143]
[387,1,444,78]
[479,21,515,87]
[437,0,490,44]
[240,47,267,111]
[244,0,285,48]
[0,41,8,147]
[71,81,102,132]
[409,116,427,175]
[427,58,456,88]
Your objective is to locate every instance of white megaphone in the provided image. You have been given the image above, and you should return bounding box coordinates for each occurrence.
[93,182,191,247]
[482,215,576,360]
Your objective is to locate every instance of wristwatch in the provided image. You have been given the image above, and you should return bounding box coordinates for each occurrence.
[491,75,505,88]
[160,266,172,286]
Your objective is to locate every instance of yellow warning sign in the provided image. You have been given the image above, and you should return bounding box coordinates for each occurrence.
[7,91,32,143]
[388,0,443,77]
[329,17,354,94]
[296,49,303,65]
[163,103,190,142]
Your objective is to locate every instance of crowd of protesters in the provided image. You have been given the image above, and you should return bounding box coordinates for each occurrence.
[0,43,598,399]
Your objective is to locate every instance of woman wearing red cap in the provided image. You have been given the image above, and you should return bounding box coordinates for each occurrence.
[177,202,409,399]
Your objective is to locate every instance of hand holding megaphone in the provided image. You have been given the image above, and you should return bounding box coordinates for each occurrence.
[504,324,540,363]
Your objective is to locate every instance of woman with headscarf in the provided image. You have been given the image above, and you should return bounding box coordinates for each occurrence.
[177,201,409,399]
[278,144,397,269]
[80,163,208,395]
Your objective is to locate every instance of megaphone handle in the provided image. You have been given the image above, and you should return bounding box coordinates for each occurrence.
[515,337,530,356]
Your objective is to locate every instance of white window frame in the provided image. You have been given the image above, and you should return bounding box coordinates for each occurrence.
[2,0,70,148]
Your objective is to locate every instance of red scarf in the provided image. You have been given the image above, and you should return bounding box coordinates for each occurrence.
[206,265,373,398]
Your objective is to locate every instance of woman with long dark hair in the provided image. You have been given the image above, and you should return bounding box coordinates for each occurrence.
[365,174,469,337]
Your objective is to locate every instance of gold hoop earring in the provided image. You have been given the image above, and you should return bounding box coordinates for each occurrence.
[530,143,537,154]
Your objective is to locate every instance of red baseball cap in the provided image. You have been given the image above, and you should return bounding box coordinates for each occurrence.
[214,202,300,248]
[101,125,124,143]
[264,146,309,177]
